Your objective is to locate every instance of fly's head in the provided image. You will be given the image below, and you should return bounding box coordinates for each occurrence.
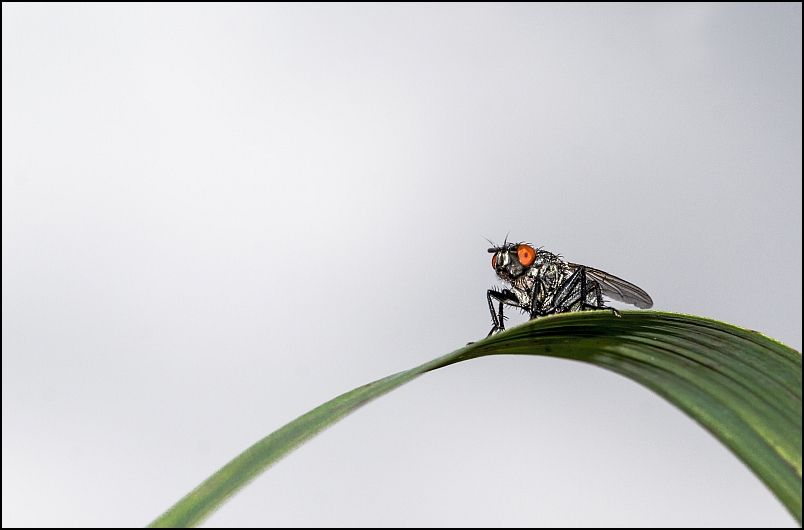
[488,242,537,284]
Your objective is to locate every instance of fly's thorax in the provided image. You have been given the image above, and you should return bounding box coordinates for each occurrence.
[538,260,567,291]
[528,252,570,308]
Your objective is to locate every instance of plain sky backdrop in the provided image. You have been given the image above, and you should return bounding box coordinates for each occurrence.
[3,3,801,527]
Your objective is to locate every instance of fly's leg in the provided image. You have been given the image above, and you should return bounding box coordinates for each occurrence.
[487,290,505,335]
[487,289,519,336]
[550,267,620,317]
[587,275,620,317]
[528,277,546,319]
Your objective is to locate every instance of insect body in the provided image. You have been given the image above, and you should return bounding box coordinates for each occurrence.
[486,241,653,337]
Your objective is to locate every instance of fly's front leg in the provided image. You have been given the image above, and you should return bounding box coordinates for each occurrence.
[487,289,518,336]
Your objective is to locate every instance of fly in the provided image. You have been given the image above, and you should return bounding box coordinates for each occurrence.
[485,239,653,337]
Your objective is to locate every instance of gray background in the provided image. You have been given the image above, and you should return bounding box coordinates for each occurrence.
[3,3,801,527]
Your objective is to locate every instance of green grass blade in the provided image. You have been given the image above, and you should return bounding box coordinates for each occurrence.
[148,311,802,527]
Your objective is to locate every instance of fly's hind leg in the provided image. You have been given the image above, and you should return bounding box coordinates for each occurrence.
[586,274,620,317]
[552,267,620,317]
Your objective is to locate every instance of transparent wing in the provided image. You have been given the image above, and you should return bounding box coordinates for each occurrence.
[568,263,654,309]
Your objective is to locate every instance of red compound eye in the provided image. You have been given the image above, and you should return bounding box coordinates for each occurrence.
[491,254,498,269]
[517,244,535,266]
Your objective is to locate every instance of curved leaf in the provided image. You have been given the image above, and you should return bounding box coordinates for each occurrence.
[149,312,802,527]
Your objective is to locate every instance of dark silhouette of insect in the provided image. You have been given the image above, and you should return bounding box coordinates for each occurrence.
[485,240,653,337]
